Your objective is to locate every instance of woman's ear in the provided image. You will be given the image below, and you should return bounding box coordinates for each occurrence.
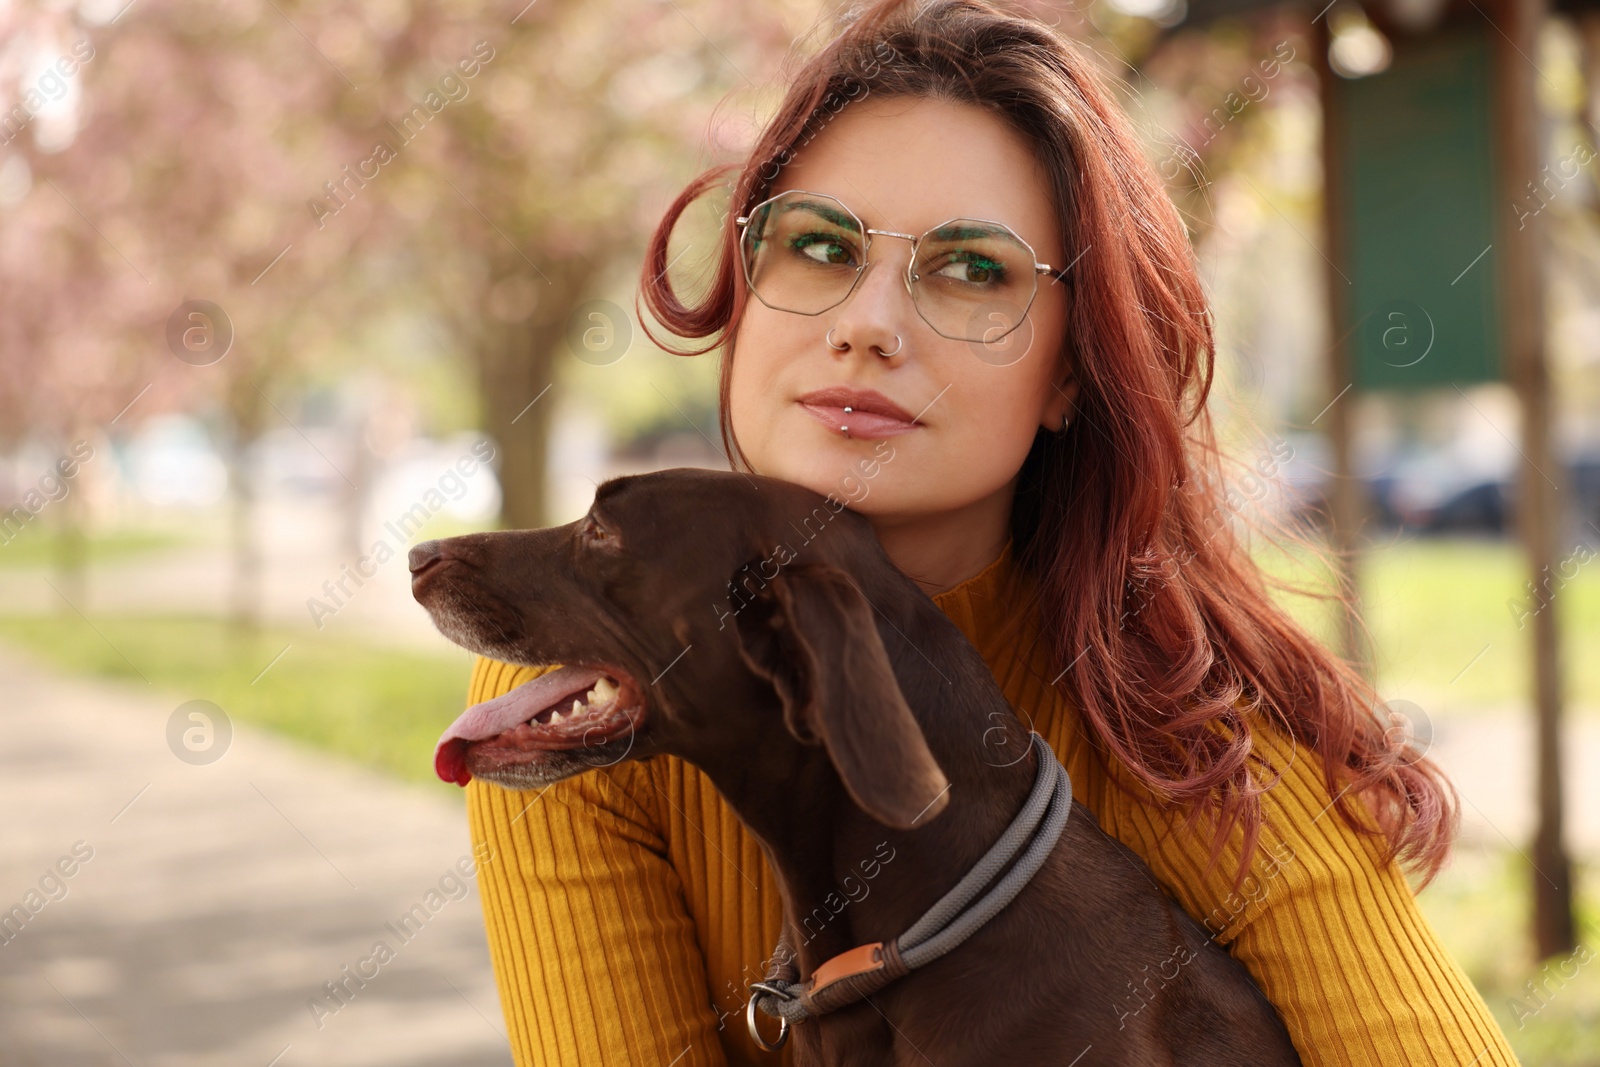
[732,563,950,829]
[1045,358,1080,433]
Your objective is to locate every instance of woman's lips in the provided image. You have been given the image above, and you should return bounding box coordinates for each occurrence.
[798,402,921,439]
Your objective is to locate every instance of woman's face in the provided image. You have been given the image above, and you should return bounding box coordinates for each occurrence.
[728,94,1076,541]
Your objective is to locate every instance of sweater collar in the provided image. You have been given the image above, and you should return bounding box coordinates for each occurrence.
[929,537,1035,654]
[927,537,1063,759]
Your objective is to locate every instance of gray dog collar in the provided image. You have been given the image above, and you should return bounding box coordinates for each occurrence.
[747,731,1073,1050]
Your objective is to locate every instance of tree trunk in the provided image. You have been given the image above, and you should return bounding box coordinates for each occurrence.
[477,261,600,531]
[1311,14,1372,679]
[344,427,371,560]
[227,370,269,635]
[227,437,260,634]
[52,460,88,616]
[1496,0,1576,960]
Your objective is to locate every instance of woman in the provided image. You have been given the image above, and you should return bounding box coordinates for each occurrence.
[460,1,1520,1063]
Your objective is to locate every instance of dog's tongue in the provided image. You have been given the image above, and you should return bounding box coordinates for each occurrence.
[434,666,603,786]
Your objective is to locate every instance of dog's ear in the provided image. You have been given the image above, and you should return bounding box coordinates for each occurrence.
[733,562,949,829]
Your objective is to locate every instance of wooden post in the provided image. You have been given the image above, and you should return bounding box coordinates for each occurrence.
[1495,0,1577,959]
[1583,12,1600,143]
[1312,13,1373,679]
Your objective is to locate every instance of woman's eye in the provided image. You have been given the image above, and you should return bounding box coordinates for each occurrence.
[932,253,1005,284]
[790,233,855,266]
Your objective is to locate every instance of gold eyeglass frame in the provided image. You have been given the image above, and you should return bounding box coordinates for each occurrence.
[734,188,1073,344]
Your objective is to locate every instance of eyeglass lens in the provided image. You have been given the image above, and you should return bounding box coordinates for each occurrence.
[741,191,1039,343]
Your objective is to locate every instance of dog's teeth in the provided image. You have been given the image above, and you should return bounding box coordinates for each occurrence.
[591,676,619,703]
[549,709,565,723]
[571,698,585,716]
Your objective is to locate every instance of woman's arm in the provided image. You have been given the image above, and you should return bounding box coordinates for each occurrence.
[462,655,735,1067]
[1097,714,1521,1066]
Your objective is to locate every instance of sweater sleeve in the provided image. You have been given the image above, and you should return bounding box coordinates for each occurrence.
[1094,713,1521,1066]
[462,655,733,1067]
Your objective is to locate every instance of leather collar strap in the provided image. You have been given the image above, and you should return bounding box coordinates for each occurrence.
[747,732,1073,1051]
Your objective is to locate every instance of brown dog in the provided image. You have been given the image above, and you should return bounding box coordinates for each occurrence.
[410,467,1302,1066]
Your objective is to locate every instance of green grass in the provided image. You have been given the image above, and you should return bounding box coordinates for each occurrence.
[0,528,186,568]
[1417,846,1600,1065]
[1257,537,1600,712]
[0,614,473,789]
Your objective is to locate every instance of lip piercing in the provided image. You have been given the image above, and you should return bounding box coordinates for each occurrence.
[842,405,852,438]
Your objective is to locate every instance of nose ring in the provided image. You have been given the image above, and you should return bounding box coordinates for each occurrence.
[825,328,903,358]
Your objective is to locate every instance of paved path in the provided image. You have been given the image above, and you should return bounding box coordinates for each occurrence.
[0,646,513,1067]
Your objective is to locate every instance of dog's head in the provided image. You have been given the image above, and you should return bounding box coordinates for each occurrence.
[410,468,949,828]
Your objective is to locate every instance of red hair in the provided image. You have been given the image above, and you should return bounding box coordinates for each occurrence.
[636,0,1458,892]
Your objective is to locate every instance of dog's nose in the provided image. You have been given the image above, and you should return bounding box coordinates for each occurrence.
[409,540,445,575]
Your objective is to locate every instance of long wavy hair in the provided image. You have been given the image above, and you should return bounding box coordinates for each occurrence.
[636,0,1458,891]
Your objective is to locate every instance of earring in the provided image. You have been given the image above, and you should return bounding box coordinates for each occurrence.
[826,327,848,351]
[1057,413,1071,434]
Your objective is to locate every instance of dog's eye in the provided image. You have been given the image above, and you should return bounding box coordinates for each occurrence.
[580,514,616,545]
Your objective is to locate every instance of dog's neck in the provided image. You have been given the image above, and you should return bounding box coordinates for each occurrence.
[697,595,1042,982]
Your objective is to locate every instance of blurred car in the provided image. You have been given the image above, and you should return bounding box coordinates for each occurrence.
[1280,437,1600,540]
[1377,444,1515,535]
[1569,450,1600,539]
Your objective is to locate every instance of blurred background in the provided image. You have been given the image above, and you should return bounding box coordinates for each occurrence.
[0,0,1596,1062]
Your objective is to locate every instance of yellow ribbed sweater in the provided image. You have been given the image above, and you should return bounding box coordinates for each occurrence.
[461,537,1520,1066]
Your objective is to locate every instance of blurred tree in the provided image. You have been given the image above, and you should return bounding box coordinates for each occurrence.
[351,0,801,528]
[0,0,804,621]
[1135,14,1313,246]
[0,1,358,623]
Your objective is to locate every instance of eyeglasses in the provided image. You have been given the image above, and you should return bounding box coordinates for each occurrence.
[735,189,1071,344]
